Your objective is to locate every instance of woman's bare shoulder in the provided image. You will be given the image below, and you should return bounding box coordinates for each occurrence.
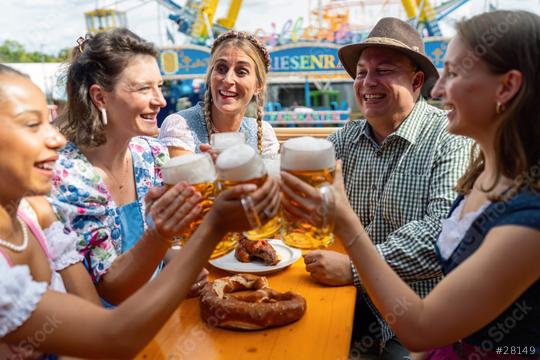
[24,196,57,228]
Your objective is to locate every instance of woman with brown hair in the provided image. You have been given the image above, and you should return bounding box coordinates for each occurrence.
[159,31,279,156]
[281,10,539,358]
[49,28,209,305]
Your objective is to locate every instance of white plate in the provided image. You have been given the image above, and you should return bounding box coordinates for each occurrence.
[209,239,302,275]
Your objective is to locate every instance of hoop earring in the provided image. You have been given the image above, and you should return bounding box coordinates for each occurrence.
[100,108,108,126]
[496,101,505,115]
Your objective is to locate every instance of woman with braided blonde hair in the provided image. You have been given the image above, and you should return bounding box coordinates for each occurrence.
[159,31,279,157]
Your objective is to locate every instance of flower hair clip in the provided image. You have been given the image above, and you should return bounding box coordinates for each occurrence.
[76,34,92,53]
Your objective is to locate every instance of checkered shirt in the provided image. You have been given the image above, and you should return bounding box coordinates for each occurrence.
[329,98,472,343]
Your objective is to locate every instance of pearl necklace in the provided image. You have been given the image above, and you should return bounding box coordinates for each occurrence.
[0,217,29,253]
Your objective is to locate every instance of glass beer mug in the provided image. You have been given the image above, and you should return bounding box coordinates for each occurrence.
[210,132,246,154]
[216,144,281,240]
[280,136,336,249]
[161,153,236,258]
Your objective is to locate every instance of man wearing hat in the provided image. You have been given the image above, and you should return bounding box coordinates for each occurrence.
[302,18,471,358]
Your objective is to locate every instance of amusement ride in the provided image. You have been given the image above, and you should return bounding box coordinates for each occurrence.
[83,0,475,126]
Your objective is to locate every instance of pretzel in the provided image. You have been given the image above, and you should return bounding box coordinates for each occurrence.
[235,236,280,266]
[199,274,306,330]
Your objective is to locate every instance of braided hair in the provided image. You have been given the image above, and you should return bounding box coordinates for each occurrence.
[204,31,270,154]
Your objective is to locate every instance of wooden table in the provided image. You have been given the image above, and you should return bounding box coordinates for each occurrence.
[136,242,356,360]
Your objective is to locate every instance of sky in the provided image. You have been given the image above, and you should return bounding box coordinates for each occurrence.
[2,0,539,55]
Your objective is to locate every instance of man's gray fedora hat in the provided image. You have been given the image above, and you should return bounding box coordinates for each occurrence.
[338,17,439,97]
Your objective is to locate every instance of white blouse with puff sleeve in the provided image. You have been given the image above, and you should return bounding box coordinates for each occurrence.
[159,110,280,155]
[0,257,47,338]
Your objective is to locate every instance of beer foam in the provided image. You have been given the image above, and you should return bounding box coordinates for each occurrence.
[162,154,216,184]
[216,144,266,181]
[263,156,281,178]
[211,132,245,152]
[281,137,335,171]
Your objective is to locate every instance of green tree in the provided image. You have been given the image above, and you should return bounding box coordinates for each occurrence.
[0,40,69,63]
[0,40,25,62]
[57,48,70,61]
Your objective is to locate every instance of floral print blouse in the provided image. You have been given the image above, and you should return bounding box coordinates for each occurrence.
[49,136,169,282]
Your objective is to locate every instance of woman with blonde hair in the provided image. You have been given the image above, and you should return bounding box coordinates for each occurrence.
[159,31,279,156]
[282,10,539,358]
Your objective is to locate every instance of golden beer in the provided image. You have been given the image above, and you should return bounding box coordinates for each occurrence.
[216,144,281,241]
[281,137,336,249]
[161,154,236,258]
[218,176,281,239]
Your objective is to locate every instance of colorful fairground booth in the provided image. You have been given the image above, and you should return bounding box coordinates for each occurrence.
[158,37,448,128]
[157,41,353,127]
[263,42,352,127]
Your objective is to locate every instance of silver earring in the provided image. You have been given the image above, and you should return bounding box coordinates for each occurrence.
[100,108,108,126]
